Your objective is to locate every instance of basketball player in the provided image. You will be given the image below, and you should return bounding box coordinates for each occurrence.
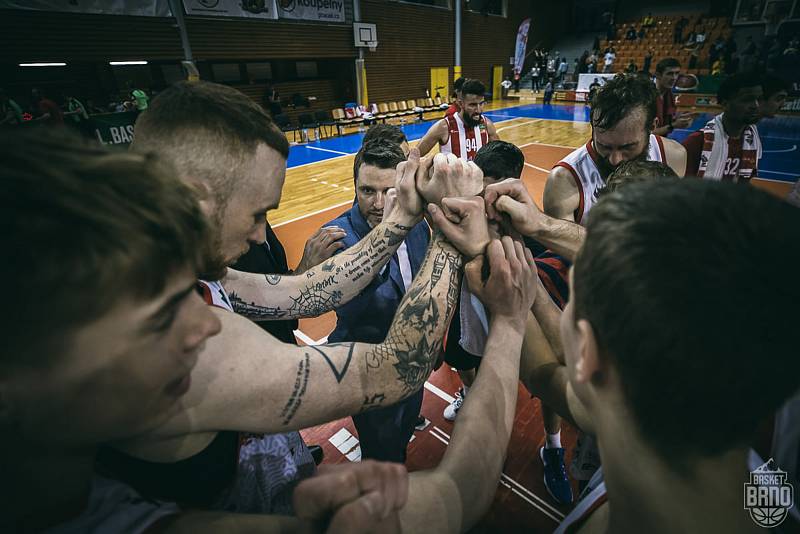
[98,81,486,514]
[682,72,763,181]
[652,58,694,137]
[417,78,500,161]
[544,73,686,226]
[520,180,799,533]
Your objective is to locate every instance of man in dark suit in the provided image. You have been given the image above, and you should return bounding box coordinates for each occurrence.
[323,139,430,462]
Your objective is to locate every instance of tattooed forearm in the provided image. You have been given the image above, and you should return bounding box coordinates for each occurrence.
[222,221,414,320]
[280,352,311,426]
[229,292,288,320]
[363,237,464,392]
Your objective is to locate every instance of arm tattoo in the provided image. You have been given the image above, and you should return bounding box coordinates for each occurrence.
[363,240,463,392]
[359,393,387,413]
[280,352,311,426]
[307,342,354,383]
[284,222,412,318]
[229,292,288,320]
[265,274,281,285]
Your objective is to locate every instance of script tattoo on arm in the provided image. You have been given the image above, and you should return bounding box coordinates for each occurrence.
[280,352,311,426]
[284,222,413,318]
[229,291,288,320]
[363,236,464,392]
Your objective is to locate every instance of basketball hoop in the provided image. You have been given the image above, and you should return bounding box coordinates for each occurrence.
[368,42,378,52]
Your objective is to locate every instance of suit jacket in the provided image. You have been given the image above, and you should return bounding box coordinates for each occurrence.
[325,203,430,343]
[230,224,299,345]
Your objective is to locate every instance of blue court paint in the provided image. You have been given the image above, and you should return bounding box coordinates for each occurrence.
[287,103,799,182]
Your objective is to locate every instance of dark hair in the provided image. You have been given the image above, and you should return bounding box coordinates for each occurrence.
[717,72,763,104]
[460,79,486,99]
[132,81,289,205]
[761,73,791,98]
[574,180,800,464]
[362,123,408,147]
[452,77,466,97]
[591,73,658,131]
[655,57,681,74]
[353,139,406,181]
[1,128,207,365]
[473,141,525,180]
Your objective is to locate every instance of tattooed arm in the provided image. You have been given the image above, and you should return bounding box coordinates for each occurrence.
[124,156,486,443]
[392,239,536,533]
[222,149,427,321]
[129,231,462,442]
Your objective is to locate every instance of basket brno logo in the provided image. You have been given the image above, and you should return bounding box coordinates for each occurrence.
[744,459,794,528]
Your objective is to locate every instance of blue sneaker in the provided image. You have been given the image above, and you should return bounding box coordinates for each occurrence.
[540,446,574,505]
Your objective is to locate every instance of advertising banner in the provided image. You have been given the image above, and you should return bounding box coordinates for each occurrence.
[277,0,345,22]
[0,0,171,16]
[513,18,530,76]
[183,0,277,19]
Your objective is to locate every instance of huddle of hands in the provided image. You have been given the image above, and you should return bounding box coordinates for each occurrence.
[292,149,545,533]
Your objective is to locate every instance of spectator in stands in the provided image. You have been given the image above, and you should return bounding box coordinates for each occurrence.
[653,58,693,137]
[637,26,646,40]
[0,89,24,127]
[324,139,430,464]
[625,25,637,40]
[740,36,757,71]
[587,77,603,106]
[711,57,725,75]
[709,35,726,68]
[558,57,568,83]
[30,88,63,126]
[530,65,541,92]
[642,47,654,74]
[760,73,790,118]
[263,83,281,116]
[603,48,616,73]
[682,72,763,181]
[63,93,91,138]
[674,15,689,44]
[626,60,637,74]
[130,86,149,112]
[607,20,617,41]
[695,27,707,48]
[642,12,655,28]
[543,78,555,105]
[592,36,600,52]
[683,30,698,50]
[501,76,512,99]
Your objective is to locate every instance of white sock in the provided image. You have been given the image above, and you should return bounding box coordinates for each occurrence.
[545,431,562,449]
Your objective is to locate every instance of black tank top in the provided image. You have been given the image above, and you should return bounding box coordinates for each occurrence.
[96,431,239,508]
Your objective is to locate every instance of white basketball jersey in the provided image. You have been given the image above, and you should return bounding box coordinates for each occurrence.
[440,112,489,162]
[553,134,667,225]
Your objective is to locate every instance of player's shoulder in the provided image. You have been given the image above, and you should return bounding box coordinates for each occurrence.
[547,164,580,189]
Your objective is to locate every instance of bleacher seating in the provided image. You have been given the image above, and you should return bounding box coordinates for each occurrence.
[601,14,732,76]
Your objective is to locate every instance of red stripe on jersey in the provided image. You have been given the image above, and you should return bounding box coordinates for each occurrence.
[654,134,666,162]
[464,122,478,160]
[445,114,461,158]
[553,162,585,224]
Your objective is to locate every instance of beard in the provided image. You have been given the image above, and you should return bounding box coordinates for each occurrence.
[197,205,231,282]
[462,111,481,128]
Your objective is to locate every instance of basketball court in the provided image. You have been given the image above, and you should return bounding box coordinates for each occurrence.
[266,99,800,531]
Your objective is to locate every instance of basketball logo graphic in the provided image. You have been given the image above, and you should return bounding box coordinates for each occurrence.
[744,459,794,528]
[279,0,297,12]
[241,0,269,13]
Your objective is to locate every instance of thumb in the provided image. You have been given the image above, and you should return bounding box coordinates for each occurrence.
[464,255,485,292]
[441,196,477,219]
[495,195,529,222]
[428,203,460,239]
